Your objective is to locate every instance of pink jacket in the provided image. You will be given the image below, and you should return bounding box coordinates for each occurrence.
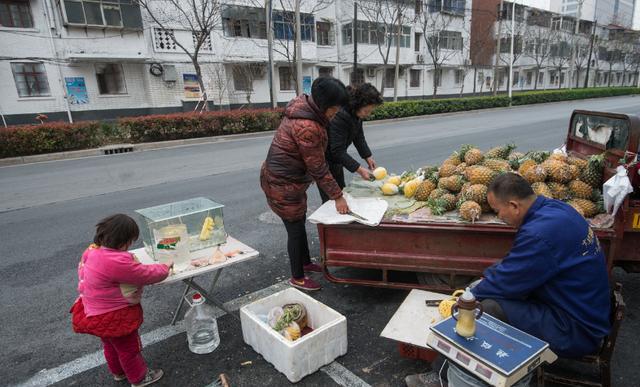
[78,245,169,316]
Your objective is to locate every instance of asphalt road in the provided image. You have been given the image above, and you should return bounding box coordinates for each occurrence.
[1,96,639,387]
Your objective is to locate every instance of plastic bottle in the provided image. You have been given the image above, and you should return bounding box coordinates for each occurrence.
[451,288,483,338]
[185,292,220,354]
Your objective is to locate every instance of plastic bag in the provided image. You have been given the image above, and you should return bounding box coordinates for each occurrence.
[603,166,634,215]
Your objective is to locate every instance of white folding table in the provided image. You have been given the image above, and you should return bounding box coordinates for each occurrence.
[133,236,260,324]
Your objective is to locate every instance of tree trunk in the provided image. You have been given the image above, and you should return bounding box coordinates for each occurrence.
[621,71,626,86]
[534,68,539,90]
[432,65,438,99]
[459,72,466,97]
[473,67,477,95]
[575,68,581,88]
[608,66,612,87]
[193,60,209,111]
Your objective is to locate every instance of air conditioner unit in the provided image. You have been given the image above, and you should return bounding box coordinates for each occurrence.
[162,65,178,82]
[416,54,424,63]
[366,67,376,78]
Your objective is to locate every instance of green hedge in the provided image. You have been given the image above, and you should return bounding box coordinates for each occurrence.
[118,109,284,143]
[368,95,511,120]
[2,86,639,158]
[0,121,101,158]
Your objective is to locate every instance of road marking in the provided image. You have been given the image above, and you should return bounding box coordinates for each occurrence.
[14,280,290,387]
[321,361,372,387]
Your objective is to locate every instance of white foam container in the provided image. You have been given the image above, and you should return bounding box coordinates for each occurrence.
[240,288,348,383]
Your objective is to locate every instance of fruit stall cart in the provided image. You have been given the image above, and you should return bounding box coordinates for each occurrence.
[318,110,640,292]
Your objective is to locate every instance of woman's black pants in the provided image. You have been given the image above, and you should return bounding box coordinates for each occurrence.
[318,163,346,203]
[282,218,311,279]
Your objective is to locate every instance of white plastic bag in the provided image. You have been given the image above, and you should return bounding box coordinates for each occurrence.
[603,166,634,215]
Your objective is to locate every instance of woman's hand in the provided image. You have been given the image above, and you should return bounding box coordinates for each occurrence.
[357,166,373,181]
[335,196,350,214]
[365,157,376,170]
[164,260,174,270]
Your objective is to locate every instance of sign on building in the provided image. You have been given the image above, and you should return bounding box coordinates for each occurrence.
[65,77,88,105]
[183,74,201,98]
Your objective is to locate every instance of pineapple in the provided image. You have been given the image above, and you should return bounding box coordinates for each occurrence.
[482,158,511,173]
[568,180,593,200]
[525,150,551,164]
[518,159,537,176]
[568,156,588,169]
[429,188,449,200]
[464,148,484,166]
[439,162,457,178]
[581,154,605,188]
[462,184,488,204]
[531,182,553,198]
[459,201,482,222]
[414,180,437,201]
[548,153,568,163]
[567,198,599,218]
[441,193,458,211]
[568,202,586,217]
[458,144,475,162]
[438,175,465,193]
[420,166,439,183]
[445,152,462,166]
[568,164,580,180]
[545,160,573,183]
[465,166,498,185]
[547,182,570,200]
[427,197,449,216]
[523,165,547,184]
[454,162,467,175]
[485,143,516,160]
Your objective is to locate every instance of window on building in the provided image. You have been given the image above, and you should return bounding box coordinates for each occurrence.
[0,0,33,28]
[604,72,609,84]
[512,71,519,86]
[415,33,421,52]
[193,31,212,51]
[434,68,443,87]
[428,0,466,16]
[11,62,50,97]
[410,69,420,87]
[390,26,411,48]
[485,76,492,88]
[316,21,334,46]
[526,71,533,85]
[342,22,353,44]
[222,5,267,39]
[232,66,252,91]
[384,68,395,88]
[549,70,557,85]
[154,28,177,50]
[350,68,364,85]
[96,63,126,94]
[499,36,523,54]
[279,66,294,90]
[60,0,142,29]
[538,72,544,85]
[616,72,621,83]
[429,30,463,51]
[498,71,505,86]
[274,11,314,41]
[477,71,484,84]
[415,0,422,15]
[319,67,333,77]
[454,69,464,84]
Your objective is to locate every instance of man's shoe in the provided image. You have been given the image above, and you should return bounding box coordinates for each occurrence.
[289,277,321,291]
[131,369,164,387]
[113,373,126,382]
[303,263,323,273]
[405,371,445,387]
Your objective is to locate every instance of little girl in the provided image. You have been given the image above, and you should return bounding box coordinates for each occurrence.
[71,214,172,387]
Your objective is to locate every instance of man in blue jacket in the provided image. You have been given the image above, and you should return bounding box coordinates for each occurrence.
[406,173,610,387]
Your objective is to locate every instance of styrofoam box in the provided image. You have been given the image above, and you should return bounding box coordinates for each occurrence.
[240,288,348,383]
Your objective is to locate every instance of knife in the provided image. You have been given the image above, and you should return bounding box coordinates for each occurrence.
[347,210,368,222]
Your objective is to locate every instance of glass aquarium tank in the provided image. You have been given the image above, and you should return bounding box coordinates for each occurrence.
[135,198,226,270]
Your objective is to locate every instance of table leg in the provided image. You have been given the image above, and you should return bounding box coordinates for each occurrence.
[171,278,193,326]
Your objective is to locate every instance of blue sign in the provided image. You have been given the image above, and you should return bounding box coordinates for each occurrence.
[65,77,88,105]
[303,76,312,95]
[430,313,548,375]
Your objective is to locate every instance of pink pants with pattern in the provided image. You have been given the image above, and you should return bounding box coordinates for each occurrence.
[100,330,147,383]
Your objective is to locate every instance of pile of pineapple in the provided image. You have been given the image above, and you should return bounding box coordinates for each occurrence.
[377,144,606,222]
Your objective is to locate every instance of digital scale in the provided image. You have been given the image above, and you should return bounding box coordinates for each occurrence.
[427,313,558,387]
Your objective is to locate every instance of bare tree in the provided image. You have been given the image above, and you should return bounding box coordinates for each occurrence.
[138,0,222,111]
[359,0,411,94]
[416,0,464,98]
[204,63,232,109]
[231,64,261,106]
[549,35,572,88]
[522,12,554,90]
[571,37,589,88]
[497,6,527,91]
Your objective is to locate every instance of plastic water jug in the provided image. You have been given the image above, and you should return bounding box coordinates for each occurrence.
[185,292,220,354]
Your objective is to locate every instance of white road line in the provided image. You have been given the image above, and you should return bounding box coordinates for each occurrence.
[14,280,290,387]
[321,361,372,387]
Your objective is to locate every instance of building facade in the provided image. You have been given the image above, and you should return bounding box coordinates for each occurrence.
[0,0,638,125]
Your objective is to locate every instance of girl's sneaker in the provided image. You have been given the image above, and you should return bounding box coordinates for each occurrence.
[131,369,164,387]
[113,373,126,381]
[289,277,321,291]
[303,263,323,273]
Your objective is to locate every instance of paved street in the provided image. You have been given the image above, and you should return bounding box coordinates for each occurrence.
[2,96,640,387]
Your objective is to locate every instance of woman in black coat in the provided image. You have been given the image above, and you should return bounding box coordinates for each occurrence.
[318,83,383,202]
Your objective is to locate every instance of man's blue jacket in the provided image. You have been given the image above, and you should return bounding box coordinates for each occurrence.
[472,196,611,358]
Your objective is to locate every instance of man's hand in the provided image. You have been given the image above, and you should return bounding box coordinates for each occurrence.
[365,157,376,170]
[335,196,350,214]
[357,166,373,181]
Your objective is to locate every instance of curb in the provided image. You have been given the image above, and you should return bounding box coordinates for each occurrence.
[1,94,637,168]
